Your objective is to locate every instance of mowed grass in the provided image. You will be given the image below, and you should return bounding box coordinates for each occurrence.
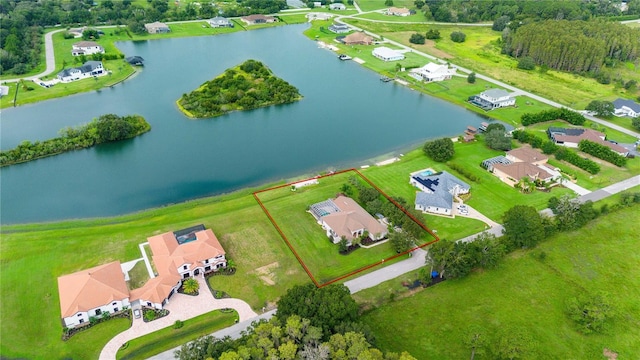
[361,145,574,222]
[0,186,309,360]
[116,309,237,360]
[343,20,640,109]
[355,0,417,12]
[360,205,640,359]
[256,171,429,284]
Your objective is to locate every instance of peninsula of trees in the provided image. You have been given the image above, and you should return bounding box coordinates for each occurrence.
[0,114,150,167]
[177,60,302,119]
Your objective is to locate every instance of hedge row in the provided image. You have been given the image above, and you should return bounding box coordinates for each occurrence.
[555,148,601,174]
[521,108,586,126]
[447,162,481,183]
[511,130,559,154]
[578,140,627,167]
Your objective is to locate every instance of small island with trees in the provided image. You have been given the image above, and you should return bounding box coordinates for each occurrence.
[0,114,150,167]
[176,59,302,118]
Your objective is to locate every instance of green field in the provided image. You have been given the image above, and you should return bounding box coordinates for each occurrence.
[361,205,640,359]
[343,20,640,109]
[116,309,237,360]
[355,0,417,12]
[256,171,432,284]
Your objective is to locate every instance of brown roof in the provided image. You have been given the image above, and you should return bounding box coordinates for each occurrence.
[493,162,553,181]
[131,229,225,303]
[343,32,373,45]
[58,261,128,318]
[388,7,410,14]
[554,129,627,154]
[73,41,100,48]
[507,146,548,164]
[323,195,387,239]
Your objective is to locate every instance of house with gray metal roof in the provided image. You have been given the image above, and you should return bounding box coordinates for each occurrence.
[57,61,106,83]
[208,17,233,28]
[613,98,640,118]
[410,171,470,216]
[469,88,516,110]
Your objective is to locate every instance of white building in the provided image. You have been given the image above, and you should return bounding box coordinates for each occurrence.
[386,7,410,16]
[208,17,233,28]
[372,47,405,62]
[409,62,456,82]
[411,171,470,216]
[71,41,105,56]
[470,88,516,110]
[329,3,346,10]
[57,61,106,83]
[613,98,640,118]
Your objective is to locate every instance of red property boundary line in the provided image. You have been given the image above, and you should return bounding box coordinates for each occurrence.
[253,168,440,288]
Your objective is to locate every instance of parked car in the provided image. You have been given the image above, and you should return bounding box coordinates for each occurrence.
[133,309,141,319]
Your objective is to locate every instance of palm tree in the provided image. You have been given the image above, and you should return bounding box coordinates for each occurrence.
[182,277,199,295]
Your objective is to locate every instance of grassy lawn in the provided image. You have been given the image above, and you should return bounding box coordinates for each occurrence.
[356,0,417,12]
[256,171,432,284]
[127,260,150,291]
[342,20,640,109]
[361,145,574,222]
[116,309,237,360]
[360,205,640,359]
[355,11,428,22]
[0,185,309,360]
[62,317,131,360]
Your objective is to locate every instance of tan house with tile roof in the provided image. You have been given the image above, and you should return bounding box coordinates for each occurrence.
[58,261,130,329]
[316,195,388,243]
[342,32,373,45]
[386,7,411,16]
[492,162,553,187]
[506,146,548,165]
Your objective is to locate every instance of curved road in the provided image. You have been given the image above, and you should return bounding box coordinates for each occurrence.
[2,29,63,83]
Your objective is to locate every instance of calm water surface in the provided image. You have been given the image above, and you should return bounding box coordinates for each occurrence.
[1,24,488,224]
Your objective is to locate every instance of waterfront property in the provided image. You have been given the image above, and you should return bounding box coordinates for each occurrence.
[329,22,350,34]
[208,17,234,28]
[483,146,557,187]
[145,22,170,34]
[58,261,130,329]
[410,170,470,216]
[340,32,374,45]
[386,7,411,16]
[613,98,640,118]
[547,127,629,156]
[409,62,456,82]
[241,14,276,25]
[71,41,104,56]
[56,61,106,83]
[57,225,226,328]
[329,3,346,10]
[372,47,405,62]
[310,195,388,244]
[469,89,516,110]
[306,12,334,21]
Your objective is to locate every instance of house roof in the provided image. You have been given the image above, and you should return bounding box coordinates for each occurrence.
[209,16,231,24]
[343,32,372,44]
[493,162,553,181]
[73,41,100,48]
[322,195,387,239]
[416,190,452,210]
[412,171,470,210]
[388,6,410,14]
[481,88,510,98]
[145,21,169,28]
[507,146,548,163]
[58,261,129,318]
[550,127,627,154]
[613,98,640,113]
[129,274,180,304]
[57,61,102,78]
[373,47,403,59]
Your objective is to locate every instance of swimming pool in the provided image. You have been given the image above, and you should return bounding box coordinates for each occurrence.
[420,169,434,176]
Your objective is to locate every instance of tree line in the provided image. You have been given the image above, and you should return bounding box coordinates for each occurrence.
[178,60,301,119]
[502,20,640,74]
[175,284,417,360]
[0,0,287,74]
[520,108,586,126]
[578,140,627,166]
[0,114,150,167]
[418,0,640,23]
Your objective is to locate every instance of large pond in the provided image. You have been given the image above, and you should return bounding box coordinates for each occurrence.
[0,24,489,224]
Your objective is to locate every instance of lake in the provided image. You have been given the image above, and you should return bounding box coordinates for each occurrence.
[0,24,488,224]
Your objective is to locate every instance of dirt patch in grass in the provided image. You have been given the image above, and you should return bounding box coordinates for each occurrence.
[382,32,454,59]
[254,262,279,286]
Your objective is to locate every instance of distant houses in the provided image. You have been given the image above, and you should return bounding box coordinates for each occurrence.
[71,41,104,56]
[613,98,640,118]
[340,32,373,45]
[372,47,405,62]
[310,195,388,244]
[329,3,346,10]
[58,225,227,329]
[409,62,456,82]
[386,7,411,16]
[241,14,277,25]
[57,61,106,83]
[306,12,334,21]
[410,170,470,216]
[547,127,629,156]
[208,16,233,28]
[483,146,557,187]
[329,23,350,34]
[469,89,516,110]
[145,22,170,34]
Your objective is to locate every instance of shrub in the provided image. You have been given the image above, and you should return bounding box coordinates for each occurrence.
[555,148,600,174]
[143,310,156,322]
[425,29,441,39]
[520,108,585,126]
[567,293,614,334]
[517,56,536,70]
[467,72,476,84]
[409,33,425,44]
[632,118,640,131]
[450,31,466,43]
[423,137,455,162]
[447,162,481,183]
[578,140,626,166]
[174,320,184,329]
